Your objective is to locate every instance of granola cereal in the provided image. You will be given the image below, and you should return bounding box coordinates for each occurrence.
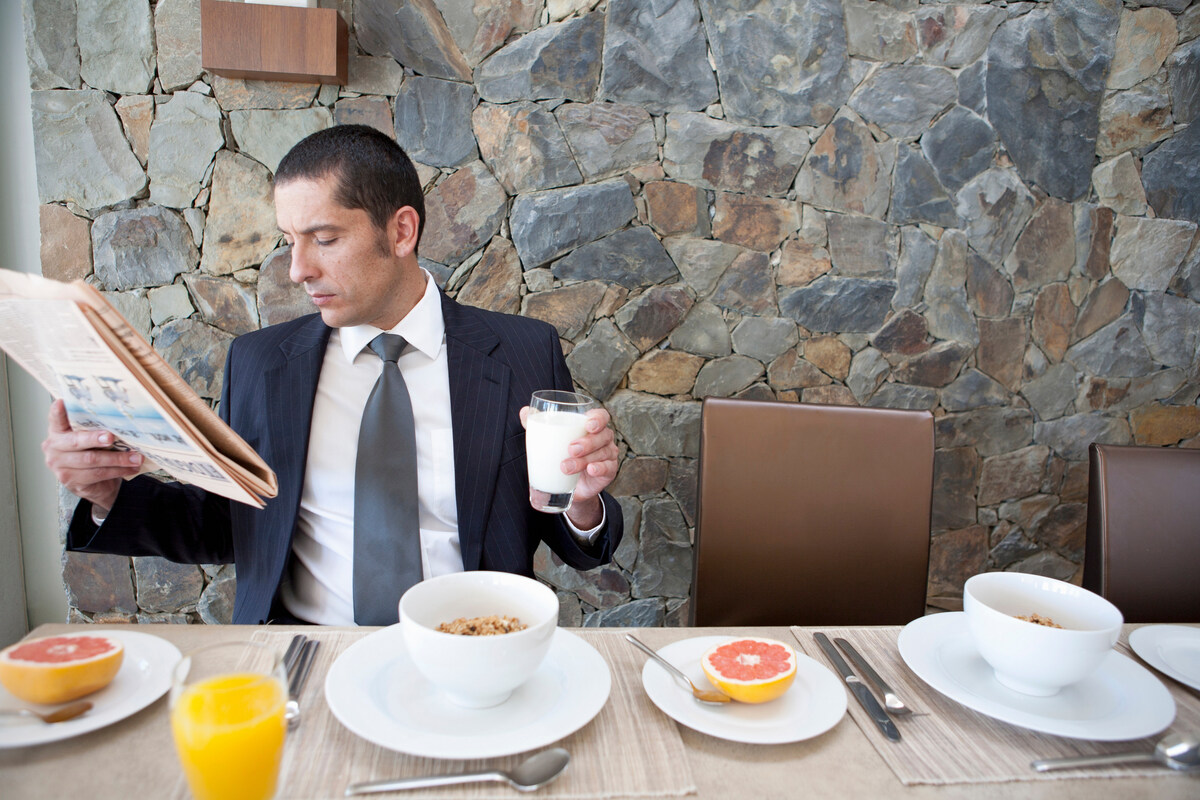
[437,615,527,635]
[1015,612,1063,628]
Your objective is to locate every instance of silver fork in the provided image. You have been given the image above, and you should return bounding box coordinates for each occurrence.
[834,638,921,717]
[285,638,318,730]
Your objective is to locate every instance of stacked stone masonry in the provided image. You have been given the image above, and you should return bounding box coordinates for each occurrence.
[26,0,1200,627]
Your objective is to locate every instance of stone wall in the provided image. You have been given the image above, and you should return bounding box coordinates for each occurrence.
[27,0,1200,626]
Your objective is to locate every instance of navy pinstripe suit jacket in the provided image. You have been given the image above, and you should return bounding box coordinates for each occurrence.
[67,292,623,623]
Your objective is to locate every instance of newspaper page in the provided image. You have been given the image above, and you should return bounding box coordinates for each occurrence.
[0,269,277,507]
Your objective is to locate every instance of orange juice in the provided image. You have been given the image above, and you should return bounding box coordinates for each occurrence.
[170,672,287,800]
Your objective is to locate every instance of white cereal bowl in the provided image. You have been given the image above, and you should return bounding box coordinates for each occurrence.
[963,571,1123,697]
[399,571,559,708]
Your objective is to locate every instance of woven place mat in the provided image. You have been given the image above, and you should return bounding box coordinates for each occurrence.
[169,629,695,800]
[791,626,1200,786]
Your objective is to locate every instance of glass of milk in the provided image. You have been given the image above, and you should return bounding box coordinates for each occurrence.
[526,390,596,513]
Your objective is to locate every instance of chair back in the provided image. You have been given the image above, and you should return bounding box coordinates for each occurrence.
[1083,443,1200,623]
[691,398,934,626]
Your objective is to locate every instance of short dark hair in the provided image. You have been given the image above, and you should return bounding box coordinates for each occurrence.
[274,124,425,246]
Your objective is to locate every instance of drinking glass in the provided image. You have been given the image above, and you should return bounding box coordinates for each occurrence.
[526,390,596,513]
[170,642,289,800]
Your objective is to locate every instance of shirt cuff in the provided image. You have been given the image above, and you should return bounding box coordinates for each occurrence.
[564,501,606,544]
[90,506,108,527]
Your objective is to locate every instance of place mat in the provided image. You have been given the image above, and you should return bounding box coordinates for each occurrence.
[791,626,1200,786]
[171,629,695,800]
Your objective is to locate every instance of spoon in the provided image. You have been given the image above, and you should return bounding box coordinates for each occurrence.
[0,701,93,724]
[344,747,570,795]
[626,634,731,705]
[1031,733,1200,772]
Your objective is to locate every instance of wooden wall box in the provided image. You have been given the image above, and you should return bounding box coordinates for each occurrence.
[201,0,348,84]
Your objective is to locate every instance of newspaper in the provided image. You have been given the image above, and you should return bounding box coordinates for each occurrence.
[0,268,278,508]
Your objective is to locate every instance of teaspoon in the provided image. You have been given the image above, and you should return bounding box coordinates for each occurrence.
[0,700,93,724]
[626,634,731,705]
[1031,733,1200,772]
[345,747,570,795]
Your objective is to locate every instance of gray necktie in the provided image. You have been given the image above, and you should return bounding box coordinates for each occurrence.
[353,333,421,625]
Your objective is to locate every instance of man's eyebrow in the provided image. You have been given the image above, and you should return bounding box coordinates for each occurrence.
[279,222,344,235]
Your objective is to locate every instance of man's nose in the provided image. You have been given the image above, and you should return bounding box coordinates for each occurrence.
[288,242,316,285]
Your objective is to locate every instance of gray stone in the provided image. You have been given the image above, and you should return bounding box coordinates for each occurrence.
[1074,204,1116,281]
[200,152,279,276]
[1107,7,1177,92]
[849,65,956,139]
[393,77,478,168]
[846,347,890,402]
[933,448,980,530]
[1110,215,1196,292]
[197,567,236,625]
[133,556,204,613]
[893,341,972,388]
[607,390,701,456]
[795,110,893,218]
[894,227,937,309]
[1010,551,1078,582]
[827,214,893,278]
[536,547,630,609]
[63,552,136,614]
[1142,121,1200,224]
[356,0,471,82]
[473,101,581,194]
[889,145,959,228]
[915,4,1005,68]
[711,250,778,315]
[977,445,1050,507]
[1168,40,1200,125]
[924,230,980,347]
[955,168,1036,268]
[871,309,929,356]
[1091,153,1149,216]
[667,458,698,527]
[154,0,202,92]
[1067,313,1156,379]
[1034,414,1132,461]
[731,318,798,363]
[476,12,602,103]
[78,0,155,94]
[844,0,917,63]
[154,318,234,400]
[664,237,742,298]
[1078,368,1188,415]
[344,55,405,96]
[24,0,79,89]
[992,527,1041,570]
[210,77,318,111]
[670,302,733,358]
[183,274,259,336]
[148,92,223,209]
[230,108,332,174]
[457,237,523,314]
[1097,75,1173,157]
[921,106,999,193]
[148,283,194,326]
[421,161,507,266]
[334,96,394,135]
[694,355,765,398]
[985,2,1119,200]
[661,112,810,197]
[780,276,896,333]
[257,246,314,326]
[103,291,153,343]
[934,407,1034,458]
[941,369,1010,412]
[556,103,657,182]
[509,180,635,268]
[968,250,1015,319]
[641,497,691,546]
[31,90,146,209]
[1022,362,1079,421]
[553,227,678,288]
[600,0,717,114]
[92,206,196,291]
[1005,198,1077,293]
[566,319,639,401]
[1141,292,1200,369]
[583,598,664,627]
[522,281,606,338]
[183,208,204,248]
[435,0,541,67]
[958,59,987,115]
[136,612,190,624]
[615,284,694,352]
[866,382,937,410]
[698,0,855,126]
[631,532,692,600]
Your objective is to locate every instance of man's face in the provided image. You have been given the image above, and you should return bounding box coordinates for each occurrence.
[275,175,421,330]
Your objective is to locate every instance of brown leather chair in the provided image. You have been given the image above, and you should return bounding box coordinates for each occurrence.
[1082,443,1200,623]
[691,398,934,626]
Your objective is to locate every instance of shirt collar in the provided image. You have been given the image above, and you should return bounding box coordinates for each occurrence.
[337,269,445,363]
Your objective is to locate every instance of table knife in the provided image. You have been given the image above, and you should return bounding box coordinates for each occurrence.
[813,632,901,742]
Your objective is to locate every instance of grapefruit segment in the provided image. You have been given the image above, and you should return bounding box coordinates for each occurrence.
[0,633,124,704]
[700,637,797,704]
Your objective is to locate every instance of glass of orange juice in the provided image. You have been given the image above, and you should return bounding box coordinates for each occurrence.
[170,642,289,800]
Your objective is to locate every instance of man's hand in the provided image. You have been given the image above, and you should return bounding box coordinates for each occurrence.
[42,399,143,516]
[519,405,619,530]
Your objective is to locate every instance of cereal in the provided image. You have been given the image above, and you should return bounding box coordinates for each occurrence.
[437,615,527,635]
[1015,612,1063,628]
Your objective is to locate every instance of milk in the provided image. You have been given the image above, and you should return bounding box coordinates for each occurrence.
[526,409,588,494]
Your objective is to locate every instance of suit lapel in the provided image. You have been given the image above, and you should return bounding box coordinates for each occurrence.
[442,294,508,571]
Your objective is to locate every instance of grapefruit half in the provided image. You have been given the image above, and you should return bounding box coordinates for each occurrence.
[0,633,124,704]
[701,637,797,704]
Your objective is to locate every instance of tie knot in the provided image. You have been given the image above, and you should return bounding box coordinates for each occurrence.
[368,333,406,364]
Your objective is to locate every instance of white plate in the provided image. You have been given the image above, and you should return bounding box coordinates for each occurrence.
[639,635,847,745]
[325,626,610,759]
[1129,625,1200,691]
[0,630,181,749]
[899,613,1175,741]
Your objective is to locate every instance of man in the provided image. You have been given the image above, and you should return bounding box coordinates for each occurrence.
[44,125,622,624]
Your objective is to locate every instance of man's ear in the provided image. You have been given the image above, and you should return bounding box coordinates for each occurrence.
[390,206,421,258]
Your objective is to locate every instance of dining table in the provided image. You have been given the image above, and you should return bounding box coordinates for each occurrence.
[2,622,1197,799]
